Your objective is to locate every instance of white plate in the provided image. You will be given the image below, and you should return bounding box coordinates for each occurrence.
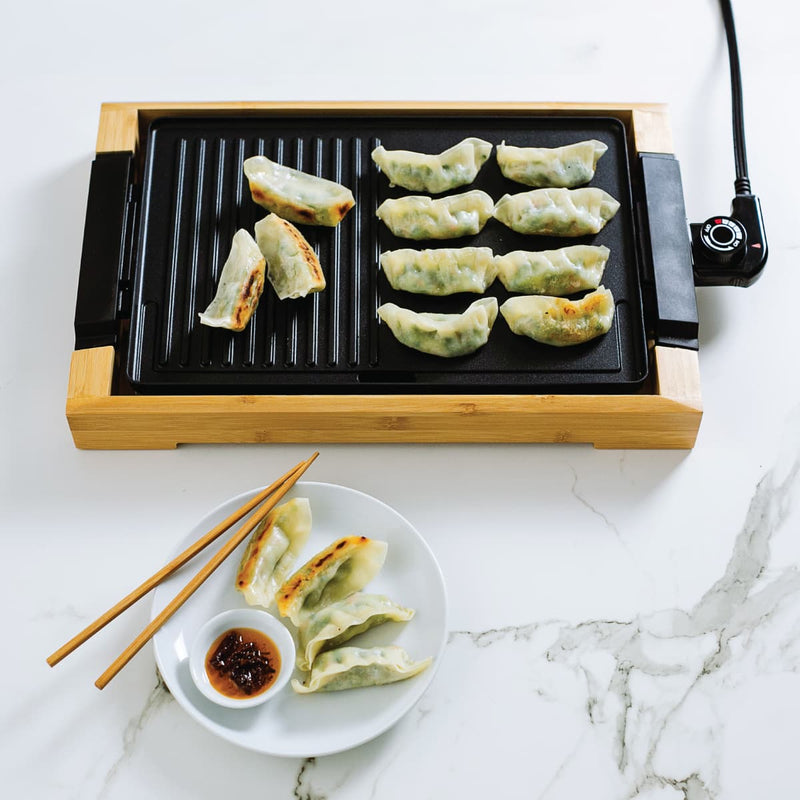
[151,481,447,757]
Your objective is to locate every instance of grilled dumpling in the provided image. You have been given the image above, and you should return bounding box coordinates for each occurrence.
[378,297,498,358]
[377,190,493,240]
[243,155,355,227]
[372,137,492,193]
[292,645,432,694]
[277,536,388,626]
[198,229,266,331]
[380,247,497,295]
[235,498,312,609]
[497,139,608,188]
[494,244,609,295]
[500,286,615,346]
[493,187,620,237]
[254,213,325,300]
[296,593,415,671]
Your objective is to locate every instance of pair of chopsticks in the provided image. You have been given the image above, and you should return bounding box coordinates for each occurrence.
[47,452,318,689]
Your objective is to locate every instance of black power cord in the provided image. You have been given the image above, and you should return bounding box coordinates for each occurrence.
[721,0,750,195]
[691,0,767,286]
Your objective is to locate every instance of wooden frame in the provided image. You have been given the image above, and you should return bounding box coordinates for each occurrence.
[66,102,702,450]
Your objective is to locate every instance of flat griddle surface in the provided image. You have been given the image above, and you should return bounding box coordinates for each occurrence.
[126,114,647,393]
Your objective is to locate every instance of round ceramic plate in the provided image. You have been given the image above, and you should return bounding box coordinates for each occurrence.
[151,481,447,757]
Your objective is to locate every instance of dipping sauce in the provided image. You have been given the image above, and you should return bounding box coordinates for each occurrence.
[205,627,281,699]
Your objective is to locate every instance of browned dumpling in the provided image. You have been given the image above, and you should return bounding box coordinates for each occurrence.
[500,286,615,346]
[254,214,325,300]
[198,229,265,331]
[243,156,355,226]
[277,536,388,626]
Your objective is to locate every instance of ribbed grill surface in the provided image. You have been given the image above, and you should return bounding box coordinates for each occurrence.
[126,115,648,393]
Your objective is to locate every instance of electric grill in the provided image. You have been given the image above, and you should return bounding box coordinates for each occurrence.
[67,101,703,449]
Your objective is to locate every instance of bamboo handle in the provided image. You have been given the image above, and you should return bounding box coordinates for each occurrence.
[94,451,318,689]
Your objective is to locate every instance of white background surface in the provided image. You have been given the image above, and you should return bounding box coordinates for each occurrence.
[2,1,799,797]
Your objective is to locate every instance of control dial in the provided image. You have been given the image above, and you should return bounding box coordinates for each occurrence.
[697,216,747,265]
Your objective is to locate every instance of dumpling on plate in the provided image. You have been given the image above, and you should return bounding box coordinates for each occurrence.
[254,213,325,300]
[378,297,497,358]
[493,187,620,237]
[291,645,432,693]
[497,139,608,188]
[380,247,497,296]
[235,497,312,609]
[494,244,609,295]
[198,229,266,331]
[500,286,615,346]
[372,137,492,193]
[376,190,493,240]
[277,536,388,626]
[296,593,415,671]
[243,155,355,227]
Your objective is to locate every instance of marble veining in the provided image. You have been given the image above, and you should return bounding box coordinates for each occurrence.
[294,758,323,800]
[450,451,800,799]
[98,676,173,799]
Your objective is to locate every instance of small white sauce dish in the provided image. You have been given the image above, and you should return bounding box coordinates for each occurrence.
[188,607,295,709]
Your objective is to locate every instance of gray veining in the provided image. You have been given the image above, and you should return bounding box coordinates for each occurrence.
[450,450,800,799]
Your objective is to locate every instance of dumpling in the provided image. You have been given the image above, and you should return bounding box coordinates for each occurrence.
[497,139,608,188]
[493,187,620,236]
[500,286,615,346]
[291,645,432,693]
[380,247,497,295]
[254,213,325,300]
[235,497,312,609]
[277,536,388,626]
[198,229,266,331]
[243,155,355,227]
[494,244,609,295]
[376,190,493,240]
[372,137,492,193]
[378,297,498,358]
[296,593,415,671]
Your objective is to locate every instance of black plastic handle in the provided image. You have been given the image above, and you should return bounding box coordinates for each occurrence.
[637,153,699,350]
[74,151,135,350]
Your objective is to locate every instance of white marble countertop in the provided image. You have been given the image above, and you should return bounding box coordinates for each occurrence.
[2,0,799,796]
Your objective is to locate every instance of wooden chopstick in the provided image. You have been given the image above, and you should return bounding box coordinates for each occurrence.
[94,451,318,689]
[47,454,316,671]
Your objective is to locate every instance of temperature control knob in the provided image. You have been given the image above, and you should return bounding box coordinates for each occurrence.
[697,216,747,265]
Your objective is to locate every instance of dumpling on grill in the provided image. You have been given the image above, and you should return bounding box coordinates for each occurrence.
[291,645,433,693]
[500,286,615,346]
[376,190,494,240]
[277,536,388,626]
[497,139,608,188]
[380,247,497,296]
[372,137,492,193]
[243,155,355,227]
[198,229,266,331]
[378,297,498,358]
[493,187,620,237]
[235,497,312,609]
[494,244,609,295]
[296,593,415,671]
[254,213,325,300]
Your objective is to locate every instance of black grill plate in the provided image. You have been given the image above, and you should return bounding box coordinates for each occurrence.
[126,114,648,393]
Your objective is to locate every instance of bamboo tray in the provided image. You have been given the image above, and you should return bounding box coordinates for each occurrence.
[66,102,702,450]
